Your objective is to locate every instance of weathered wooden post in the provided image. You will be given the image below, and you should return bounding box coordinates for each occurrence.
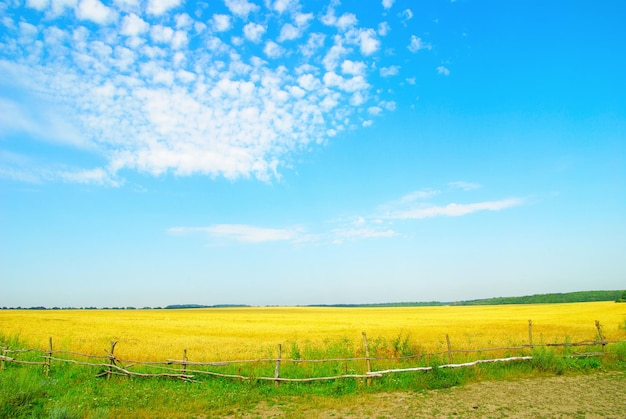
[446,334,453,364]
[182,349,188,375]
[595,320,606,352]
[107,341,118,380]
[362,332,372,385]
[45,337,53,377]
[1,346,6,371]
[528,320,533,348]
[274,344,282,387]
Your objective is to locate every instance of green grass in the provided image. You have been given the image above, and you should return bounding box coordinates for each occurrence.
[1,335,625,418]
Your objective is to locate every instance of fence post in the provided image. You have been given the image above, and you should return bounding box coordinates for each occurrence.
[595,320,606,352]
[528,320,533,348]
[45,337,53,377]
[362,332,371,384]
[182,349,188,375]
[274,344,281,387]
[1,346,6,371]
[107,341,118,380]
[446,334,453,364]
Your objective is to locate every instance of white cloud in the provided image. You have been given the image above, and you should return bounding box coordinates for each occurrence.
[243,22,265,43]
[75,0,116,24]
[165,190,522,248]
[2,0,408,184]
[171,30,188,49]
[408,35,431,52]
[278,23,301,42]
[269,0,295,14]
[175,13,193,29]
[341,59,366,76]
[146,0,182,16]
[300,32,325,56]
[321,5,357,31]
[224,0,259,19]
[59,167,120,186]
[336,13,357,31]
[263,40,284,58]
[382,0,395,9]
[399,8,413,23]
[211,14,232,32]
[18,22,38,40]
[49,0,79,17]
[151,25,174,43]
[376,189,440,213]
[378,21,390,36]
[26,0,50,11]
[437,65,450,76]
[0,96,88,149]
[324,71,369,92]
[332,227,396,243]
[388,198,524,220]
[350,91,366,106]
[380,65,399,77]
[120,13,148,36]
[449,181,482,191]
[322,42,349,71]
[379,100,396,111]
[397,189,441,203]
[113,0,140,11]
[294,12,313,27]
[297,73,320,91]
[345,28,379,55]
[169,224,301,243]
[368,106,382,116]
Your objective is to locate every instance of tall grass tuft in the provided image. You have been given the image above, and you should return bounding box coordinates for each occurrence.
[531,347,568,375]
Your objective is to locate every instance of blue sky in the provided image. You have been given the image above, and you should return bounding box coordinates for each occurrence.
[1,0,624,307]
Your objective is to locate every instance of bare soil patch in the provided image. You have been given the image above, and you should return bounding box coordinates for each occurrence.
[230,372,626,418]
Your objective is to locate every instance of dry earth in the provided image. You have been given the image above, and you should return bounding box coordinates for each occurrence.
[228,372,626,418]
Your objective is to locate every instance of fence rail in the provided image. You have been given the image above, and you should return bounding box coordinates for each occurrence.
[1,320,624,384]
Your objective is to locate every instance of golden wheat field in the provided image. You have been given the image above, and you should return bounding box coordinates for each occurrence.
[1,302,625,362]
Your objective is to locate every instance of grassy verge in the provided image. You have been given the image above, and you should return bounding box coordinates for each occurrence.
[1,335,625,419]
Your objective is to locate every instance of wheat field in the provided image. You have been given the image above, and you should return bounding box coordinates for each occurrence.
[1,302,625,362]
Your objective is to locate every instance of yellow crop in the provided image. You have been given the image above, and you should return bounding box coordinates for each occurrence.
[1,302,624,362]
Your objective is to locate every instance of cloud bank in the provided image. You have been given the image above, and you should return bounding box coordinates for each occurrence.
[0,0,436,184]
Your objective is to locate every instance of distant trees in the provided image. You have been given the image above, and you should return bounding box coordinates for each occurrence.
[617,290,626,303]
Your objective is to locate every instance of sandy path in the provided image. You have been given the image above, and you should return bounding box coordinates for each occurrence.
[233,372,626,418]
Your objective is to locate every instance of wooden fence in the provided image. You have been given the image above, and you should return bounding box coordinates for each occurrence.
[1,320,624,384]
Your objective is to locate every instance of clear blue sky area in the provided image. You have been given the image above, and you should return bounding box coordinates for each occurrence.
[1,0,624,307]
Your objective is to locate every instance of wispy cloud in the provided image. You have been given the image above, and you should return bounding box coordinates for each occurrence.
[377,189,440,212]
[170,188,524,246]
[0,151,121,186]
[399,9,413,24]
[331,227,396,244]
[408,35,431,52]
[382,0,395,10]
[168,224,304,244]
[449,181,482,191]
[0,96,91,149]
[380,65,400,77]
[437,65,451,76]
[397,189,441,203]
[386,198,524,220]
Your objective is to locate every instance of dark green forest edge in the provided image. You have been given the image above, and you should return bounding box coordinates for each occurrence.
[312,290,626,307]
[2,290,625,310]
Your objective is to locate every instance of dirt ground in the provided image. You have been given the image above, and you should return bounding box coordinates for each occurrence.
[232,372,626,418]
